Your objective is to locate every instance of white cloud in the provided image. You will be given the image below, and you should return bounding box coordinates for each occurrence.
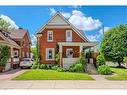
[87,26,110,41]
[49,9,102,31]
[31,34,37,48]
[69,5,82,9]
[69,10,102,31]
[49,8,71,19]
[99,27,110,35]
[61,12,71,19]
[87,34,100,42]
[49,8,56,15]
[0,14,19,29]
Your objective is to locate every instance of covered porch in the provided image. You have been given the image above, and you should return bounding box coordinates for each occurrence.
[58,42,97,69]
[0,40,21,71]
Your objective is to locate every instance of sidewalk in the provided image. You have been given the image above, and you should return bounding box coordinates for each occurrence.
[0,70,127,89]
[0,79,127,89]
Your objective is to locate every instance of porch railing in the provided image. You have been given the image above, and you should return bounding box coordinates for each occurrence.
[62,58,79,69]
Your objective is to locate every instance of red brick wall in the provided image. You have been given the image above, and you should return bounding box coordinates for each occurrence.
[21,33,31,58]
[39,28,86,64]
[62,46,80,58]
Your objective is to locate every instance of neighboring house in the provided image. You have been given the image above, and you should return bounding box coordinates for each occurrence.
[36,12,97,69]
[0,28,31,71]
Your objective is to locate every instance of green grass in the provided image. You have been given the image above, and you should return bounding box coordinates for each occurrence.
[106,67,127,80]
[13,70,94,80]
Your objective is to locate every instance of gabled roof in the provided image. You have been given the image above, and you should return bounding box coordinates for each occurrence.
[0,31,20,48]
[36,12,89,42]
[10,29,31,44]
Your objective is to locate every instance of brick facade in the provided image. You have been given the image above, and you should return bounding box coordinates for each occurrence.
[38,28,86,64]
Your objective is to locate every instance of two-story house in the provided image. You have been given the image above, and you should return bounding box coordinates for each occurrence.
[0,28,31,71]
[36,12,97,69]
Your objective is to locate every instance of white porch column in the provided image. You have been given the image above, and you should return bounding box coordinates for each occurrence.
[94,46,97,53]
[80,45,83,52]
[10,47,13,68]
[59,45,62,67]
[10,47,13,58]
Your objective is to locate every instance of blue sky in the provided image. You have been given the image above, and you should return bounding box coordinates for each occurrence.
[0,6,127,47]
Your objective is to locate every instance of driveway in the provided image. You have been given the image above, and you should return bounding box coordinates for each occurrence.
[0,70,127,89]
[0,68,27,80]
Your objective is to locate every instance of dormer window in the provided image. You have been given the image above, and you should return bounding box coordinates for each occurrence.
[47,31,53,42]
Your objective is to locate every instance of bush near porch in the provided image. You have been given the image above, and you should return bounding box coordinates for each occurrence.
[0,45,10,72]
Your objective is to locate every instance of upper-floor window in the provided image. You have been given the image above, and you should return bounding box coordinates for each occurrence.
[47,31,53,42]
[66,30,72,42]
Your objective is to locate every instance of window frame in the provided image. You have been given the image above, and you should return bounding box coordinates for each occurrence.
[66,30,72,42]
[46,48,55,60]
[66,48,73,58]
[47,31,53,42]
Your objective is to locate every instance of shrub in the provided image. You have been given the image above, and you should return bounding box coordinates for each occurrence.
[55,53,59,64]
[51,65,59,70]
[79,51,85,65]
[39,64,46,69]
[98,65,112,75]
[97,54,105,66]
[57,67,65,72]
[31,62,38,69]
[69,62,84,72]
[123,57,127,63]
[0,45,10,67]
[74,63,84,72]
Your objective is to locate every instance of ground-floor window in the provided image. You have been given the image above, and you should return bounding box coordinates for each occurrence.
[66,48,73,58]
[46,48,54,60]
[13,50,18,58]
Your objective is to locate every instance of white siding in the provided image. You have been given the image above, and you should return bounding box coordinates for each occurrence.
[48,15,68,25]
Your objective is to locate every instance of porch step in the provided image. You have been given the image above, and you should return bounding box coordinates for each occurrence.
[86,63,98,75]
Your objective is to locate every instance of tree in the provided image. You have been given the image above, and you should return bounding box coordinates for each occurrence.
[36,41,41,69]
[0,18,15,31]
[0,45,10,67]
[100,24,127,67]
[31,47,37,61]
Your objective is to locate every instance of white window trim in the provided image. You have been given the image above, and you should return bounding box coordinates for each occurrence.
[66,30,72,42]
[46,48,55,60]
[47,31,53,42]
[66,48,73,58]
[13,50,18,57]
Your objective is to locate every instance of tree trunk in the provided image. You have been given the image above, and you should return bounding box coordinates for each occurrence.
[118,62,121,67]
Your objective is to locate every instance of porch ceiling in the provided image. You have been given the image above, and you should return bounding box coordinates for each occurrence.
[58,42,97,47]
[0,40,20,49]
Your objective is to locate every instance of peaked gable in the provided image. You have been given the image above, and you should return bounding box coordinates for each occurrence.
[48,14,69,25]
[37,12,89,42]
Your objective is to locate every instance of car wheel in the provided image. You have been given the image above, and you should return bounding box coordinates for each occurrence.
[20,67,23,69]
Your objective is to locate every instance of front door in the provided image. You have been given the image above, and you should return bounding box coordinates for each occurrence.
[66,48,73,58]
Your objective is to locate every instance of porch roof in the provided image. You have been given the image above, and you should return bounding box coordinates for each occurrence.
[57,42,97,47]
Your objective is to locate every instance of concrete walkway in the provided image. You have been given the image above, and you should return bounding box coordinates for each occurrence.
[0,80,127,89]
[0,69,127,89]
[0,68,27,80]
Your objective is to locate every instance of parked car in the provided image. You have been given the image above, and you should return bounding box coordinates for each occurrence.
[20,58,33,69]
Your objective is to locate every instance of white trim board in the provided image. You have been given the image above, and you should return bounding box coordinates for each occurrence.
[46,48,55,61]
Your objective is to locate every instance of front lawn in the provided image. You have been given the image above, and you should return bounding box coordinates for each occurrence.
[13,70,94,80]
[106,68,127,80]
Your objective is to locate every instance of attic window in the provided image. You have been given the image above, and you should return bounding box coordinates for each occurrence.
[47,31,53,42]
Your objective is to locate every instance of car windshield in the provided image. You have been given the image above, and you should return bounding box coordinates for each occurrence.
[22,58,30,61]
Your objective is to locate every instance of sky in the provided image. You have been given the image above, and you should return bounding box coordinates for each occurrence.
[0,6,127,47]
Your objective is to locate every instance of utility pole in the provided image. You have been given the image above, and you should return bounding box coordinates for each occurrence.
[102,25,104,36]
